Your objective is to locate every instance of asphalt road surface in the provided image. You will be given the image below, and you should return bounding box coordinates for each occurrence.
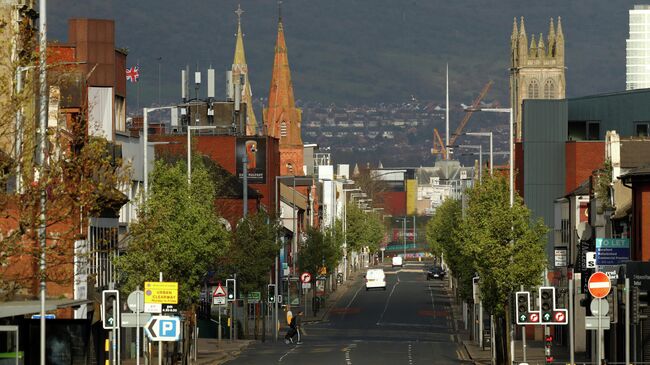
[226,262,471,364]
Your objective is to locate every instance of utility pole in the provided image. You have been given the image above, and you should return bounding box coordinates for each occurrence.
[38,1,48,363]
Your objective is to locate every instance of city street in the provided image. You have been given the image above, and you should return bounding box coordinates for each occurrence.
[226,262,470,364]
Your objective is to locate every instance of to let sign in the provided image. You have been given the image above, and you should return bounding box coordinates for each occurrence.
[144,282,179,304]
[595,238,630,265]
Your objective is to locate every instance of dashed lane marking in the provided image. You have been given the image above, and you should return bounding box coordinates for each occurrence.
[408,342,414,364]
[376,275,400,325]
[278,345,297,363]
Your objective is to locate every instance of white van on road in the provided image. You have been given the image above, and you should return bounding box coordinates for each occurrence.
[365,268,386,291]
[392,256,403,268]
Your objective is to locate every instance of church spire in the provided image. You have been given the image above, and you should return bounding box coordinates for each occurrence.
[547,17,556,57]
[517,17,528,62]
[264,12,304,175]
[232,4,258,135]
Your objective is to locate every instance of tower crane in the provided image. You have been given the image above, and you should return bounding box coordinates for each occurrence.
[431,80,493,159]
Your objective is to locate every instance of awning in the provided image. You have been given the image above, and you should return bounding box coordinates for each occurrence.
[0,299,94,318]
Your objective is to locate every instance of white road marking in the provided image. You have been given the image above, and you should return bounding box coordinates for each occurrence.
[407,342,414,364]
[342,343,356,365]
[278,345,297,362]
[376,274,400,325]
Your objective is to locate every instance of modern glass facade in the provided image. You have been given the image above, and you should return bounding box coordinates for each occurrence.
[626,5,650,90]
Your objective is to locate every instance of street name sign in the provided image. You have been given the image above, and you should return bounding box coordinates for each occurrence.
[144,315,180,341]
[588,272,611,299]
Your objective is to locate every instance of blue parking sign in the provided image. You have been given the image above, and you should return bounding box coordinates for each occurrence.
[145,315,180,341]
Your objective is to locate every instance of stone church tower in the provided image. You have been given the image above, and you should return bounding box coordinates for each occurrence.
[510,17,565,140]
[232,5,259,136]
[264,16,304,176]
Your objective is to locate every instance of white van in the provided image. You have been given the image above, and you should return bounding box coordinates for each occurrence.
[365,268,386,291]
[392,256,403,268]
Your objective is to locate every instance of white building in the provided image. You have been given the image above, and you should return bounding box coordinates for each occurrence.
[626,5,650,90]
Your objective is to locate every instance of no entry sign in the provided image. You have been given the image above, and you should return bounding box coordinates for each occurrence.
[588,272,611,299]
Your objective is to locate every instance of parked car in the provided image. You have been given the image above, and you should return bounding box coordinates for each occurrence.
[427,266,446,280]
[365,268,387,291]
[392,256,403,268]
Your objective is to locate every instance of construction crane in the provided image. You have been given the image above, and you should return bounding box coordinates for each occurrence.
[431,80,493,159]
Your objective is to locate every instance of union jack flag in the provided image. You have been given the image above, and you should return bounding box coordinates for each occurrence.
[126,66,140,83]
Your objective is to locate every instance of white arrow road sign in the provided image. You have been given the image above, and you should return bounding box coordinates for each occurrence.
[144,315,180,341]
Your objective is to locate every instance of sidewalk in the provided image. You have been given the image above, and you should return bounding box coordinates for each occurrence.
[121,339,253,365]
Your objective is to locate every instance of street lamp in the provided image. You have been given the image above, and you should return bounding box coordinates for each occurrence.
[465,132,493,175]
[448,144,482,182]
[142,106,177,198]
[186,125,217,184]
[463,107,513,206]
[464,107,514,363]
[342,187,361,282]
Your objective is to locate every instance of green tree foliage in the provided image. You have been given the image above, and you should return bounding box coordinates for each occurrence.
[425,198,475,300]
[115,157,228,308]
[457,174,547,316]
[299,223,344,278]
[226,211,280,296]
[346,204,385,253]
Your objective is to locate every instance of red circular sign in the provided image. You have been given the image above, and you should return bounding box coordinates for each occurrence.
[300,272,312,283]
[588,272,611,299]
[529,313,539,322]
[554,312,566,322]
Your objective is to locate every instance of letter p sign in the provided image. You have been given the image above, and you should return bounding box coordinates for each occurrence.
[161,319,176,336]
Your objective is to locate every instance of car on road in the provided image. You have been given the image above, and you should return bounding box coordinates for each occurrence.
[392,256,403,268]
[365,268,386,291]
[427,266,446,280]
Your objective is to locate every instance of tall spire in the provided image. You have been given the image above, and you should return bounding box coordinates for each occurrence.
[529,33,537,57]
[537,33,545,57]
[232,4,258,135]
[547,17,556,56]
[556,16,564,39]
[511,17,518,41]
[517,17,528,61]
[264,13,304,175]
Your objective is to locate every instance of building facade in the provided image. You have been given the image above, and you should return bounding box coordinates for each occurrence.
[626,5,650,90]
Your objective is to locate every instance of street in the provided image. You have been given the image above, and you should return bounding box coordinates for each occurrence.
[226,262,470,364]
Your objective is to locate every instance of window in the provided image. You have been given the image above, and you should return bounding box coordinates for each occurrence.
[280,121,288,137]
[527,79,540,98]
[543,79,556,98]
[115,95,126,132]
[568,121,600,141]
[636,122,649,137]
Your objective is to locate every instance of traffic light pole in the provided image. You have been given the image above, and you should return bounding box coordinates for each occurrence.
[569,270,575,365]
[625,277,630,365]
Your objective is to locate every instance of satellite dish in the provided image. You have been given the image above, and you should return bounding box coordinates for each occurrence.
[577,222,592,241]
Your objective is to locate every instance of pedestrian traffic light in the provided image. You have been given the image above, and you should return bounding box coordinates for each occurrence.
[539,287,555,323]
[545,335,553,363]
[515,292,529,324]
[632,286,649,324]
[268,284,276,303]
[102,290,119,329]
[226,279,236,302]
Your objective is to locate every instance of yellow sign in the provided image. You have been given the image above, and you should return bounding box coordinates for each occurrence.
[144,281,178,304]
[318,266,327,276]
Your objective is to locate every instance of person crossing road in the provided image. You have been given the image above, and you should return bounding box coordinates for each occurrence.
[284,311,303,344]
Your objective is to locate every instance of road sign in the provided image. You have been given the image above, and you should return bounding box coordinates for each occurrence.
[144,303,162,313]
[127,290,145,313]
[554,311,566,323]
[300,272,312,284]
[588,272,611,299]
[246,292,261,303]
[213,283,226,298]
[213,296,226,305]
[144,281,178,304]
[303,283,312,289]
[529,313,539,323]
[121,313,152,328]
[161,304,178,314]
[144,316,180,341]
[590,298,610,316]
[585,316,611,330]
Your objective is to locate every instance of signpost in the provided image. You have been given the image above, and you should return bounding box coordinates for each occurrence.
[213,283,227,306]
[144,316,181,342]
[588,272,611,365]
[127,289,144,365]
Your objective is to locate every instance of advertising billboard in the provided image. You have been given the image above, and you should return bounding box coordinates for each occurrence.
[236,137,266,183]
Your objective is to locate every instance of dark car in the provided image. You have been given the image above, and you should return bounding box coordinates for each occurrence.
[427,266,446,280]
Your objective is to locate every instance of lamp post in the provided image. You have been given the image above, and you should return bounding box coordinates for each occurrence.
[142,106,176,198]
[342,187,360,282]
[186,125,217,184]
[449,144,482,182]
[465,132,493,175]
[464,107,514,363]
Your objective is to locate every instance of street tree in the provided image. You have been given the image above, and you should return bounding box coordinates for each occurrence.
[114,157,229,308]
[346,204,385,256]
[299,223,344,279]
[457,174,547,364]
[425,198,475,299]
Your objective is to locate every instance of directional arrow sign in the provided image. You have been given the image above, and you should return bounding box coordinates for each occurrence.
[144,315,180,341]
[543,313,551,322]
[529,313,539,323]
[519,314,527,322]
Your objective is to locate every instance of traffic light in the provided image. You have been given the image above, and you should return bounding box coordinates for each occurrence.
[268,284,276,303]
[516,292,529,324]
[226,279,236,302]
[102,290,119,329]
[540,287,555,323]
[632,286,649,324]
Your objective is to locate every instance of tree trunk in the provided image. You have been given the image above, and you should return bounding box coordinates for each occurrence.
[495,315,508,365]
